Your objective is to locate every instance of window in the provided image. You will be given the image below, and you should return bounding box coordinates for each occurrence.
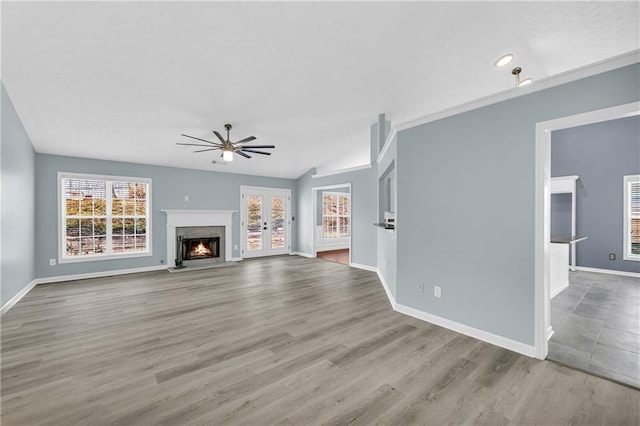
[59,173,151,262]
[624,175,640,261]
[323,192,350,239]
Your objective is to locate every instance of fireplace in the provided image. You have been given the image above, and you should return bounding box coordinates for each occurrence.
[163,210,234,270]
[174,225,226,269]
[182,237,220,260]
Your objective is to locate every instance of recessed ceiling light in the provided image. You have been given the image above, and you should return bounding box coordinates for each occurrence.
[495,53,514,68]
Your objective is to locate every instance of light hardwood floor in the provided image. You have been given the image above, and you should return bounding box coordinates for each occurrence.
[2,256,638,425]
[317,249,350,265]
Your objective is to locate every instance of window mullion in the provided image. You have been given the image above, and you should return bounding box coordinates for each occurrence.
[106,181,113,254]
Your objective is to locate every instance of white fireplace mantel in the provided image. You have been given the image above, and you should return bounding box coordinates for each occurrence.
[162,210,236,266]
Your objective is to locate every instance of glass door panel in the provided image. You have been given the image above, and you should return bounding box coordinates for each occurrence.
[271,195,286,250]
[241,187,291,258]
[246,194,264,253]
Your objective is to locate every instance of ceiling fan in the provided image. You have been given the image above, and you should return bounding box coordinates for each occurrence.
[176,123,275,162]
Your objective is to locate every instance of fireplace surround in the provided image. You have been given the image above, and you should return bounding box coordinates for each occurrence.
[163,210,235,269]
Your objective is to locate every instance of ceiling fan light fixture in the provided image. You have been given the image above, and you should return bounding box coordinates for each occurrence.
[495,53,514,68]
[177,123,273,162]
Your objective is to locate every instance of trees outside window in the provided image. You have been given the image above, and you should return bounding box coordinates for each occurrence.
[323,193,350,239]
[60,173,151,261]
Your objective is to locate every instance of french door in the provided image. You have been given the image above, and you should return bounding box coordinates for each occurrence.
[241,186,291,258]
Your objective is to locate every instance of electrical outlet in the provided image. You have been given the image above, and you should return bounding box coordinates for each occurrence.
[417,283,424,293]
[184,195,190,202]
[234,244,238,250]
[609,253,616,261]
[49,258,56,266]
[434,286,442,298]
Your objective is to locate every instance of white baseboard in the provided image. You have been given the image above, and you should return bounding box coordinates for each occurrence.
[1,279,37,316]
[291,251,315,258]
[368,266,537,358]
[574,266,640,279]
[393,302,537,358]
[231,257,242,262]
[349,262,377,272]
[34,265,168,285]
[5,258,538,358]
[376,268,396,310]
[316,244,350,252]
[551,280,569,299]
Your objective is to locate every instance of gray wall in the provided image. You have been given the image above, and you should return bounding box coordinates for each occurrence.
[1,83,36,307]
[396,63,640,346]
[296,166,377,268]
[296,117,382,268]
[377,131,397,298]
[551,116,640,273]
[35,154,296,278]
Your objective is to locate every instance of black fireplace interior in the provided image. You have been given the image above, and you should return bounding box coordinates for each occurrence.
[182,237,220,260]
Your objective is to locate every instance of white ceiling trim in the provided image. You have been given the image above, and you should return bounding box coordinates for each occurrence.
[377,128,397,165]
[311,164,372,179]
[396,49,640,133]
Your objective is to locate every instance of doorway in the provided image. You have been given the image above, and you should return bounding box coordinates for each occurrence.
[240,186,291,258]
[534,102,639,381]
[311,183,351,265]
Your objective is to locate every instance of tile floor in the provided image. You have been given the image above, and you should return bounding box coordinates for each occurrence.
[548,270,640,388]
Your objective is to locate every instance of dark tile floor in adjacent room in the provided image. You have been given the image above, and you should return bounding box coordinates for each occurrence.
[548,270,640,388]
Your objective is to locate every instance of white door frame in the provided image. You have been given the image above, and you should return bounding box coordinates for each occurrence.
[311,183,352,264]
[240,186,292,258]
[534,101,640,359]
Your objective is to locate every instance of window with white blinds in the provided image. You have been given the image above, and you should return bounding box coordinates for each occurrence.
[59,173,151,262]
[624,175,640,261]
[322,192,350,239]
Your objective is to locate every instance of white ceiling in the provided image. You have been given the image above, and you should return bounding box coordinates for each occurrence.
[2,1,639,179]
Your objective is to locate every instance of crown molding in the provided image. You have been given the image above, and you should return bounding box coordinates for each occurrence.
[397,49,640,132]
[311,163,372,179]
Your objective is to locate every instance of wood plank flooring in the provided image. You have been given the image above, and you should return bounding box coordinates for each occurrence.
[2,256,639,425]
[316,249,350,265]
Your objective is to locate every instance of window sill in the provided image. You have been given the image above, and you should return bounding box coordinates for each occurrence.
[59,251,152,264]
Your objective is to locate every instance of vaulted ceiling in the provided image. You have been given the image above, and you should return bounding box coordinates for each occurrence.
[2,1,638,178]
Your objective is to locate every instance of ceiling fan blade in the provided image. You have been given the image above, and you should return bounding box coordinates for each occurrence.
[181,134,219,145]
[235,136,256,144]
[237,144,274,149]
[241,149,271,155]
[176,142,221,147]
[193,148,219,153]
[213,130,226,143]
[236,151,251,159]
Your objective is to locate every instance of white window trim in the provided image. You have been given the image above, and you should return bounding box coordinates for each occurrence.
[623,174,640,261]
[58,172,153,264]
[322,191,351,241]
